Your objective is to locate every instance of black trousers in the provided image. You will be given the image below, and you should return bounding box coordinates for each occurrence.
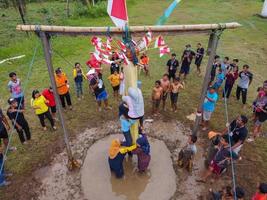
[223,83,234,98]
[59,92,72,108]
[168,70,176,81]
[16,121,31,143]
[37,111,54,127]
[236,86,247,104]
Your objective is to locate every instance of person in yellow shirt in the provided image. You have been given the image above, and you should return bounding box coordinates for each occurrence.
[73,63,86,100]
[55,68,72,110]
[31,90,56,131]
[108,70,120,99]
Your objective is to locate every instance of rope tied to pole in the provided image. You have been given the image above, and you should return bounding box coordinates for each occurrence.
[0,43,39,175]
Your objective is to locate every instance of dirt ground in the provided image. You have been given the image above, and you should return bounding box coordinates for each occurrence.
[10,119,235,200]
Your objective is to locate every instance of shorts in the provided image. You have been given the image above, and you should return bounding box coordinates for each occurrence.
[255,112,267,125]
[96,90,108,102]
[210,160,222,175]
[203,110,212,121]
[50,106,57,113]
[112,85,120,91]
[0,127,8,139]
[153,99,161,108]
[180,65,190,75]
[170,92,179,104]
[212,83,222,90]
[144,65,149,72]
[162,92,168,101]
[195,58,203,66]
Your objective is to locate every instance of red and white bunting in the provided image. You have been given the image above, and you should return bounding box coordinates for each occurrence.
[159,46,170,57]
[102,58,114,65]
[154,36,166,48]
[120,53,130,65]
[91,36,102,48]
[142,31,152,47]
[118,40,126,52]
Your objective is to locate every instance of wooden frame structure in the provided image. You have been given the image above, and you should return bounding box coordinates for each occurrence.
[16,22,241,167]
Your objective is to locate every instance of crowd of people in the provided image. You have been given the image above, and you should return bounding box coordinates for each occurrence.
[0,42,266,200]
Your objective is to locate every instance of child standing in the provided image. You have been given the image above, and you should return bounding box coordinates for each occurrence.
[140,53,150,76]
[31,90,56,131]
[178,135,197,171]
[170,77,184,112]
[212,68,225,91]
[73,62,86,100]
[119,114,135,147]
[42,87,57,121]
[8,72,24,109]
[132,134,151,172]
[160,74,171,111]
[223,66,238,99]
[151,80,163,115]
[7,98,31,144]
[108,70,120,100]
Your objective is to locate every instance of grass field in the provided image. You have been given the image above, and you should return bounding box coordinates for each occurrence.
[0,0,267,199]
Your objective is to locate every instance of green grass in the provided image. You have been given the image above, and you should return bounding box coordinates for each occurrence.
[0,0,267,199]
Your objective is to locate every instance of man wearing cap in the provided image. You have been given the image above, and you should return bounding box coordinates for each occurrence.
[222,115,248,154]
[6,98,31,144]
[166,53,179,81]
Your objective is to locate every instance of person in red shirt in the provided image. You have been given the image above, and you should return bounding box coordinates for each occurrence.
[42,87,57,120]
[252,183,267,200]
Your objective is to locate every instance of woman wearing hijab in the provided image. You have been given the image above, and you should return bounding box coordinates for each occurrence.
[108,139,126,178]
[133,134,151,172]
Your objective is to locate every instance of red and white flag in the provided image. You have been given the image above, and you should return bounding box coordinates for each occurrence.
[120,53,130,65]
[92,52,102,62]
[105,39,112,51]
[159,46,170,57]
[91,36,102,48]
[117,40,126,52]
[154,36,166,48]
[102,58,113,65]
[107,0,128,28]
[142,31,152,47]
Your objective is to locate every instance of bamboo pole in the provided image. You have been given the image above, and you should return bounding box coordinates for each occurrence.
[16,22,241,36]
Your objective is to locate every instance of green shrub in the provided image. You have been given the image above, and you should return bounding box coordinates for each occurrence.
[74,1,108,18]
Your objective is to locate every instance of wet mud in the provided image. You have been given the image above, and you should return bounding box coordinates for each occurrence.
[32,120,231,200]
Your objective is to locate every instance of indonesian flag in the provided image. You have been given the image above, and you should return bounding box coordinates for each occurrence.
[159,46,170,57]
[142,31,152,47]
[107,0,128,28]
[91,36,102,48]
[120,53,130,65]
[102,58,114,65]
[154,36,166,48]
[117,40,126,52]
[105,39,112,51]
[92,52,102,62]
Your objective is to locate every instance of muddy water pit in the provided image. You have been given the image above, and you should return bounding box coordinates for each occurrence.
[33,120,217,200]
[81,134,176,200]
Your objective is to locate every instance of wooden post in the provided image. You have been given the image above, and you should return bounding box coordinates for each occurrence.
[192,31,220,136]
[39,31,74,163]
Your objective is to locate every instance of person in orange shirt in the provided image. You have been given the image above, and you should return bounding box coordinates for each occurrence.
[140,53,150,76]
[252,183,267,200]
[55,68,72,110]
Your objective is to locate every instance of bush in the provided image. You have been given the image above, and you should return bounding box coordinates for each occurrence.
[74,1,108,18]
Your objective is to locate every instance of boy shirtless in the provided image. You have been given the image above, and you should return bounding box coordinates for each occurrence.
[160,74,170,111]
[152,80,163,115]
[170,77,184,112]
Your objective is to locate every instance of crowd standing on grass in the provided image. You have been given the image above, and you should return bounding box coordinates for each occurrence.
[0,42,266,200]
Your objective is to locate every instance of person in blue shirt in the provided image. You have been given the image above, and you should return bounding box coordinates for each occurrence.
[119,113,136,147]
[202,87,218,131]
[213,68,225,90]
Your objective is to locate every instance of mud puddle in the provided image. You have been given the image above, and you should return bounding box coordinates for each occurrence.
[32,119,230,200]
[81,134,176,200]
